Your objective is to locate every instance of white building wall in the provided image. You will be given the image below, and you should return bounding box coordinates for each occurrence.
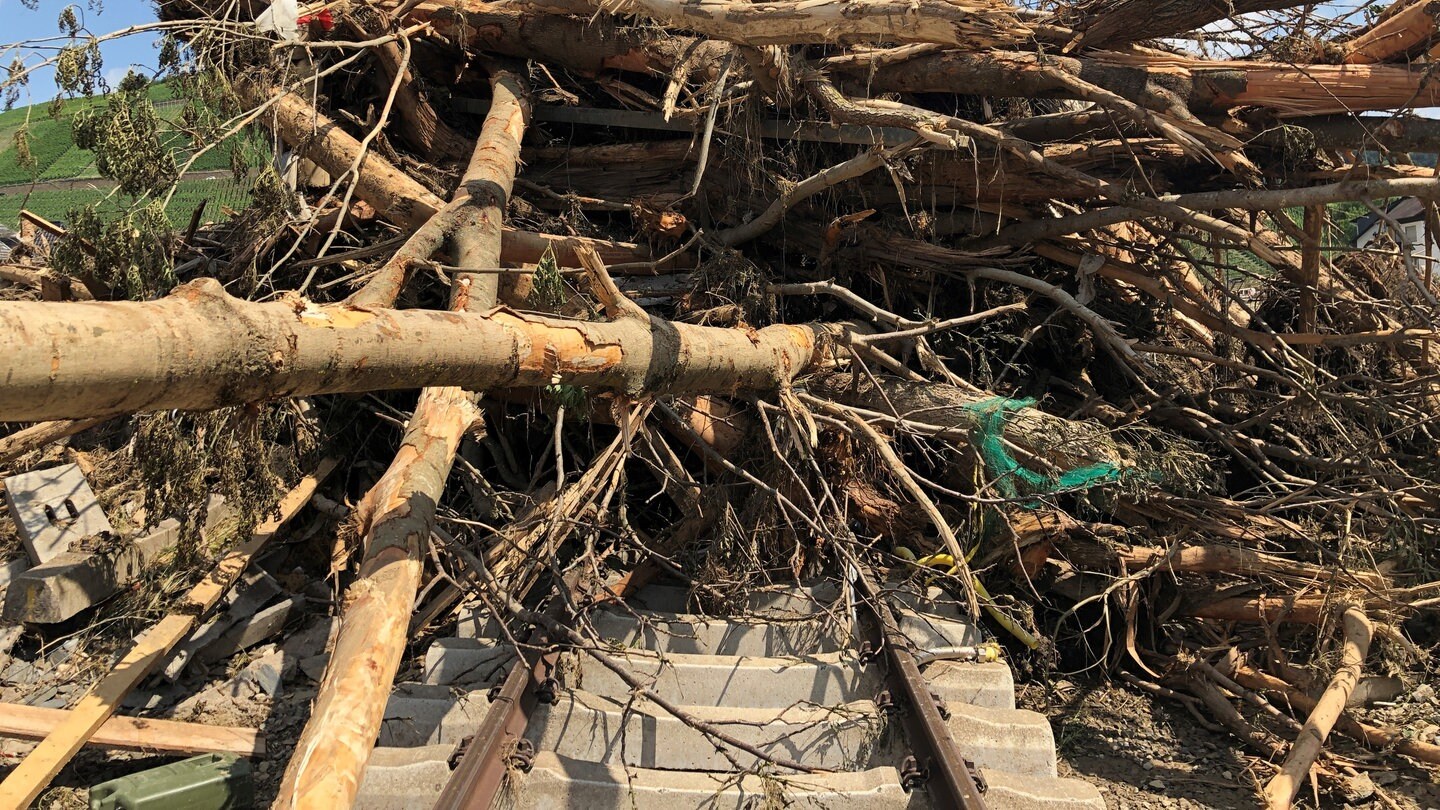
[1356,219,1440,258]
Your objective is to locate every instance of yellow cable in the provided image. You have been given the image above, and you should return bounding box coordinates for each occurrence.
[909,553,1040,650]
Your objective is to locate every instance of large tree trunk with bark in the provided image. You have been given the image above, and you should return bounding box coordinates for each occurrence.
[0,283,828,421]
[276,68,532,809]
[1058,0,1307,48]
[7,0,1440,806]
[849,49,1440,115]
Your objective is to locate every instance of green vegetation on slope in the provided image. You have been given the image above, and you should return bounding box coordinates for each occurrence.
[0,176,255,228]
[0,82,267,187]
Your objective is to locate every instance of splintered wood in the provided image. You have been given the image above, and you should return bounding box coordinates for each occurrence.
[2,0,1440,805]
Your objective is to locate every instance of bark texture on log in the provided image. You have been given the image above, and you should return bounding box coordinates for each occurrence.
[0,283,823,419]
[278,69,531,810]
[560,0,1028,47]
[348,12,471,160]
[984,176,1440,247]
[260,88,438,232]
[0,417,110,464]
[402,1,730,77]
[852,49,1440,116]
[1263,113,1440,151]
[277,389,475,809]
[1058,0,1306,48]
[258,85,676,269]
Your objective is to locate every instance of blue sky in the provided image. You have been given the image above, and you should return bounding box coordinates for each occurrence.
[0,0,161,106]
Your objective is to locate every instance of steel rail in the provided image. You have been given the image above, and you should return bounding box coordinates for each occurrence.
[429,630,557,810]
[851,565,991,810]
[431,571,581,810]
[435,565,989,809]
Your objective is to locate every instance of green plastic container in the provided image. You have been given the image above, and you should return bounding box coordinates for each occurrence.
[89,753,253,810]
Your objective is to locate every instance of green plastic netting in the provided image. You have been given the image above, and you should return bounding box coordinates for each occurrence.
[962,397,1126,500]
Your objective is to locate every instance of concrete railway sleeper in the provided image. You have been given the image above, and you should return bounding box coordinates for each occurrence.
[353,576,1105,809]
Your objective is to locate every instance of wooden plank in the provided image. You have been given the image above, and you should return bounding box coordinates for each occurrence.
[16,211,67,240]
[0,459,336,810]
[0,703,264,757]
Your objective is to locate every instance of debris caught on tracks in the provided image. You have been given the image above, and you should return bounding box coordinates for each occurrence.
[1,0,1440,806]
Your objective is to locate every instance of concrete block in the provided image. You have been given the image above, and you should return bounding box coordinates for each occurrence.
[579,650,1015,711]
[577,650,881,709]
[376,684,490,747]
[979,768,1106,809]
[622,580,844,619]
[356,745,455,810]
[0,556,28,602]
[239,648,288,698]
[896,611,985,650]
[284,616,337,683]
[4,463,112,565]
[512,752,916,809]
[528,690,883,771]
[3,495,227,623]
[591,607,856,656]
[422,637,513,687]
[924,661,1016,711]
[941,703,1058,777]
[196,595,303,666]
[453,604,499,639]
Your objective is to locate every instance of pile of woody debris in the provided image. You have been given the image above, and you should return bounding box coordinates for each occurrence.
[4,0,1440,804]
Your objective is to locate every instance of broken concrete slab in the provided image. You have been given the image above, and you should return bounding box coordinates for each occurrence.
[3,463,112,565]
[3,495,228,623]
[238,648,288,699]
[0,624,21,665]
[163,570,283,680]
[281,615,336,685]
[356,745,456,810]
[0,556,28,596]
[197,595,303,666]
[172,644,298,716]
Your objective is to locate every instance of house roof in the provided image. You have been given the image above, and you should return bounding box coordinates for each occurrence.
[1353,197,1426,241]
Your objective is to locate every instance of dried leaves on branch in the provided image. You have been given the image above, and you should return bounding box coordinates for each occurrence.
[3,0,1440,804]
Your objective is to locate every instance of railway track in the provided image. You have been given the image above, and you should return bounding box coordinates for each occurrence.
[352,571,1105,809]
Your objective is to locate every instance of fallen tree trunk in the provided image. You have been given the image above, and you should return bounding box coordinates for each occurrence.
[852,49,1440,116]
[1228,662,1440,764]
[403,1,731,77]
[552,0,1029,47]
[345,10,470,161]
[983,175,1440,247]
[1057,0,1307,49]
[805,372,1126,470]
[1263,607,1374,809]
[278,68,530,810]
[0,417,110,464]
[1059,539,1386,587]
[277,390,475,810]
[1250,113,1440,152]
[1187,594,1331,624]
[0,281,827,421]
[258,86,682,269]
[1341,0,1440,63]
